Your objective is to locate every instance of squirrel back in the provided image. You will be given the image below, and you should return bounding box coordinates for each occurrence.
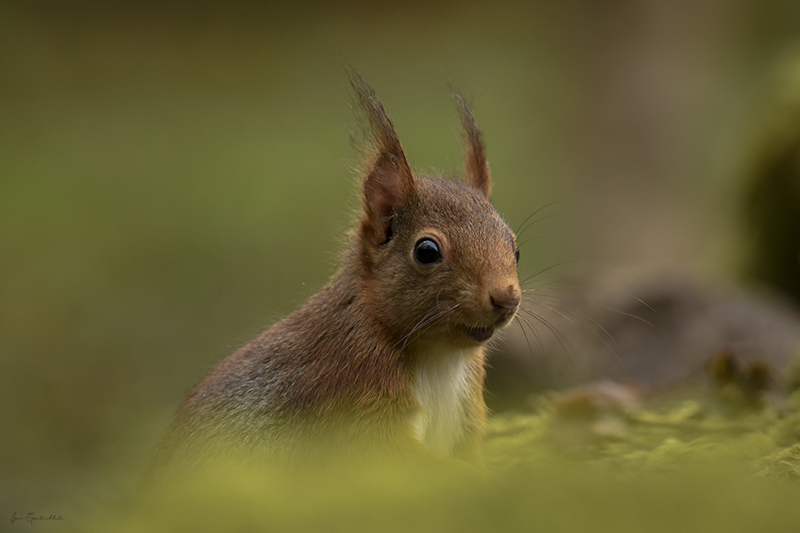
[152,73,521,472]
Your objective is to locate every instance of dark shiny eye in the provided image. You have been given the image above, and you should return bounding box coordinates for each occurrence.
[515,246,520,263]
[413,238,442,265]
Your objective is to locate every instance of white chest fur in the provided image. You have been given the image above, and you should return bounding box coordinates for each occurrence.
[410,345,479,457]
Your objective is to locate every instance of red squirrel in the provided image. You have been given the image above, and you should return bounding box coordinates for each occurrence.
[153,73,521,471]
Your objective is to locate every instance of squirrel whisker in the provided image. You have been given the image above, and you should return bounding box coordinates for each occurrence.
[393,301,461,352]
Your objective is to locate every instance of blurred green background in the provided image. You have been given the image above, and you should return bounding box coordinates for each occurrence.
[2,0,800,525]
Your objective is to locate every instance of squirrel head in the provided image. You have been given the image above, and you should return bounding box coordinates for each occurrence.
[350,73,520,348]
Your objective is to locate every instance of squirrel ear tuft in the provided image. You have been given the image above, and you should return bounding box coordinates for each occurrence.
[350,70,417,243]
[454,93,492,198]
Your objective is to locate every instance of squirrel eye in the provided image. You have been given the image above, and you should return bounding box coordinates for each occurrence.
[515,246,520,263]
[413,238,442,265]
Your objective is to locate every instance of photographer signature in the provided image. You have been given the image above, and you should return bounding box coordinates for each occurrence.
[11,512,63,525]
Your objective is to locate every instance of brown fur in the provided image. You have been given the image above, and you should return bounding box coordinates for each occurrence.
[151,73,520,474]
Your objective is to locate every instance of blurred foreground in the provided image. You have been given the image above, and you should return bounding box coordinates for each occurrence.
[94,385,800,532]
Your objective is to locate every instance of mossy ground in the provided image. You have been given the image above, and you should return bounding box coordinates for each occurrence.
[89,381,800,533]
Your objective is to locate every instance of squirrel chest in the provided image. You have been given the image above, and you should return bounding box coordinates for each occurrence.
[410,345,482,457]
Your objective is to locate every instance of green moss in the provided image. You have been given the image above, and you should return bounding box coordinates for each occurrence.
[90,371,800,533]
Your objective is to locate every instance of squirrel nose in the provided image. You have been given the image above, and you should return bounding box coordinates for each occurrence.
[490,287,520,317]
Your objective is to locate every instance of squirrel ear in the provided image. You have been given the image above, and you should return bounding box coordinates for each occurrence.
[350,71,417,242]
[454,93,492,198]
[363,151,415,223]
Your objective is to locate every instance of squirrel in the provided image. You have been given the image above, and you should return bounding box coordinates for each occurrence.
[151,73,521,473]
